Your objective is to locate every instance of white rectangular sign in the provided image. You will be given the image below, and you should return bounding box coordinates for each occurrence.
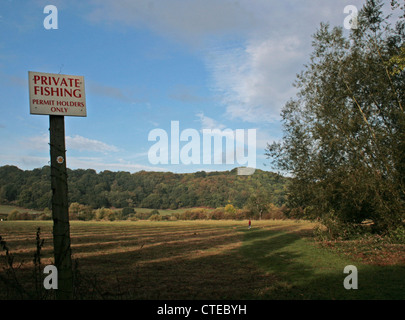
[29,71,86,117]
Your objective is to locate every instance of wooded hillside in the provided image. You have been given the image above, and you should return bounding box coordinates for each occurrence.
[0,165,289,210]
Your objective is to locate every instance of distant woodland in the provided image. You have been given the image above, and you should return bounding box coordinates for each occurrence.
[0,165,289,211]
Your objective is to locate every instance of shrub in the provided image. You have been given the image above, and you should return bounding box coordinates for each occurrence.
[149,214,162,221]
[126,213,138,221]
[36,213,51,220]
[69,211,79,220]
[122,207,135,217]
[314,211,365,241]
[189,208,207,220]
[211,208,225,220]
[94,208,114,221]
[7,209,19,220]
[7,210,34,220]
[388,226,405,244]
[78,206,94,221]
[263,203,286,220]
[106,212,117,221]
[235,209,249,220]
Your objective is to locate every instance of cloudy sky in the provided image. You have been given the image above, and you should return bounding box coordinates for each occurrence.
[0,0,368,173]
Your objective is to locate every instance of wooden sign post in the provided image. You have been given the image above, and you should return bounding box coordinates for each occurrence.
[29,71,86,299]
[49,115,72,299]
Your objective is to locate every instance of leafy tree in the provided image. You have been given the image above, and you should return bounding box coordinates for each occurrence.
[246,193,269,220]
[266,0,405,235]
[224,204,237,219]
[122,207,135,217]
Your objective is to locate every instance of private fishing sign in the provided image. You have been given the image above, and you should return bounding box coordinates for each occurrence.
[28,71,86,117]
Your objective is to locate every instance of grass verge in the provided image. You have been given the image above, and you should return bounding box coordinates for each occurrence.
[240,221,405,299]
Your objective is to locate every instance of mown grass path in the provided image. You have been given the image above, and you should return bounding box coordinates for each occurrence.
[240,222,405,299]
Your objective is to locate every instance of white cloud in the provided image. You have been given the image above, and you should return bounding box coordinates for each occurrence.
[86,0,367,44]
[66,135,119,153]
[67,157,166,173]
[207,36,303,123]
[23,134,119,154]
[85,0,368,124]
[23,134,49,151]
[169,85,208,103]
[86,0,254,46]
[0,154,165,173]
[196,113,226,130]
[0,155,49,170]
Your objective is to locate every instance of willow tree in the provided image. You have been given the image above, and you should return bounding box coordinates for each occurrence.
[266,0,404,236]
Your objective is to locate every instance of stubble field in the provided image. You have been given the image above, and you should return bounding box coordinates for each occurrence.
[0,220,404,300]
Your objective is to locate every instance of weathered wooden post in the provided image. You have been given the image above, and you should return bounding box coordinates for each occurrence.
[49,114,73,299]
[29,71,86,299]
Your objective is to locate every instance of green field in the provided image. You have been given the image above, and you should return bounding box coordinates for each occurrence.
[112,207,201,216]
[0,204,44,214]
[0,204,205,219]
[0,205,44,219]
[0,220,404,300]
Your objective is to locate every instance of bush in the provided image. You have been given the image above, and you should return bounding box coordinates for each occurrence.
[7,210,34,220]
[211,208,225,220]
[69,211,79,220]
[78,206,94,221]
[7,209,19,220]
[388,226,405,244]
[126,213,138,221]
[262,204,286,220]
[235,209,249,220]
[224,204,236,214]
[36,212,51,220]
[190,208,208,220]
[149,214,162,221]
[106,212,117,221]
[69,203,94,221]
[314,211,365,241]
[122,207,135,217]
[94,207,114,221]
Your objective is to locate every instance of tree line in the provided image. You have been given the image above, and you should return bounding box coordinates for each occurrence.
[0,165,289,212]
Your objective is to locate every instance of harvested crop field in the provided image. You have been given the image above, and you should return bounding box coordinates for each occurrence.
[1,220,404,300]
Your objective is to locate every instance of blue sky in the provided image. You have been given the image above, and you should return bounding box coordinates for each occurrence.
[0,0,367,174]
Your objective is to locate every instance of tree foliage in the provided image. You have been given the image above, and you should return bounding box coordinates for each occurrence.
[266,0,405,235]
[0,165,289,211]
